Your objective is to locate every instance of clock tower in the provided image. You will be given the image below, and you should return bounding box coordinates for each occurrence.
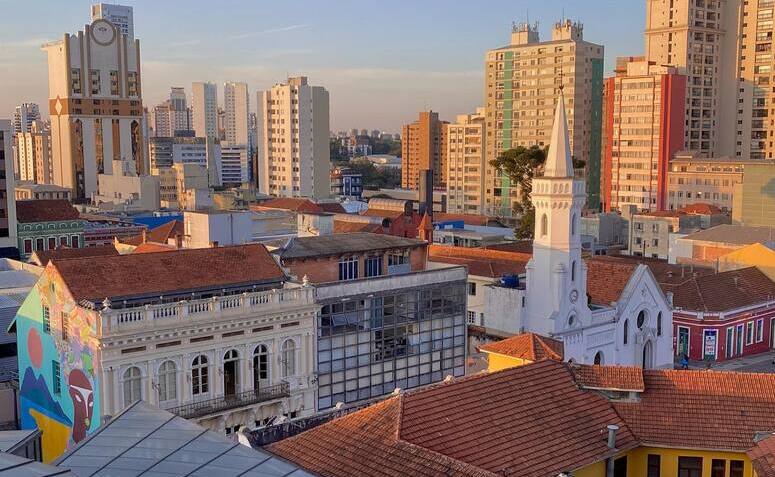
[524,90,590,335]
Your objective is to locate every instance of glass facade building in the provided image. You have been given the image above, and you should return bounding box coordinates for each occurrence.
[315,272,467,410]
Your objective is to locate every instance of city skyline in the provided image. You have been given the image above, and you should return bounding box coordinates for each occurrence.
[1,0,643,131]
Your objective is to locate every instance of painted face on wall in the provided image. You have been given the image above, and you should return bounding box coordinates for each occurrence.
[67,369,93,443]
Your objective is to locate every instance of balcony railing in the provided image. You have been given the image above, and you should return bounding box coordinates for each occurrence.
[167,382,290,420]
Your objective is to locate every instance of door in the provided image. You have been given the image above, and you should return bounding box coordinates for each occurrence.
[223,350,239,397]
[677,327,690,357]
[771,319,775,349]
[736,324,744,355]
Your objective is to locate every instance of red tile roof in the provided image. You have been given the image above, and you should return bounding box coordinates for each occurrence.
[332,220,382,234]
[318,202,347,214]
[479,333,563,362]
[121,220,183,246]
[132,242,177,254]
[571,364,645,392]
[271,361,638,477]
[16,199,80,223]
[748,435,775,477]
[360,208,405,220]
[680,203,724,215]
[585,258,640,306]
[483,241,534,254]
[30,244,119,266]
[255,198,322,213]
[52,244,285,303]
[428,245,531,277]
[664,266,775,312]
[614,368,775,451]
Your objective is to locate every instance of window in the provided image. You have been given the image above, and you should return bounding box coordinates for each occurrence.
[571,261,577,282]
[43,306,50,333]
[123,366,142,405]
[388,251,408,266]
[757,318,764,342]
[59,236,69,247]
[253,344,269,387]
[191,355,209,396]
[61,313,68,341]
[678,457,703,477]
[746,321,755,345]
[158,361,176,402]
[623,319,629,345]
[711,459,726,477]
[23,239,32,254]
[593,351,603,365]
[52,361,61,395]
[468,282,477,296]
[281,340,296,377]
[365,256,383,278]
[540,214,548,237]
[571,213,577,235]
[338,256,358,281]
[730,460,744,477]
[467,310,476,324]
[71,236,80,248]
[47,237,56,250]
[726,326,735,358]
[35,238,44,251]
[637,310,647,329]
[657,312,662,336]
[647,454,661,477]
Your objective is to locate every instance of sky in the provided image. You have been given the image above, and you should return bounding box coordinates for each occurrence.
[0,0,644,132]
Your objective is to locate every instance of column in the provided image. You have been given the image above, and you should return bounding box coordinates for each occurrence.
[80,119,97,197]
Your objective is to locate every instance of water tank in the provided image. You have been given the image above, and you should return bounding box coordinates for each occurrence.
[500,274,519,288]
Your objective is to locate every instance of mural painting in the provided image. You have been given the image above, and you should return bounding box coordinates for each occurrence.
[15,267,100,462]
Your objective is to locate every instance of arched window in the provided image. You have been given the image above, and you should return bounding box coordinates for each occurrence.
[281,340,296,378]
[123,366,142,405]
[253,344,270,389]
[540,214,548,237]
[571,213,577,236]
[657,312,663,336]
[623,319,629,345]
[571,261,577,282]
[191,355,209,396]
[593,351,604,365]
[158,361,176,402]
[637,310,647,329]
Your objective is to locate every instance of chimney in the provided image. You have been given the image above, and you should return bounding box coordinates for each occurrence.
[418,169,433,218]
[174,233,183,249]
[141,228,148,244]
[606,424,619,448]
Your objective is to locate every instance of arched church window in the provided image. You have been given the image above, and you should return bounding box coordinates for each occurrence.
[593,351,603,365]
[657,312,663,336]
[571,213,577,235]
[540,214,548,237]
[571,261,577,282]
[637,310,647,329]
[568,315,575,327]
[623,319,629,345]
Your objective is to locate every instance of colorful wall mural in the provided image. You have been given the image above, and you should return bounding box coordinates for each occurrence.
[15,267,100,463]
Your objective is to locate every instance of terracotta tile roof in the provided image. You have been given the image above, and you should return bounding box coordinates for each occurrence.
[680,202,724,215]
[637,210,686,218]
[585,258,639,306]
[318,202,347,214]
[256,198,323,213]
[30,244,119,266]
[332,220,382,234]
[571,364,645,392]
[132,242,177,254]
[121,220,183,246]
[483,241,534,254]
[16,199,80,223]
[52,244,285,303]
[748,434,775,477]
[662,266,775,312]
[360,208,405,220]
[271,361,638,477]
[479,332,563,362]
[428,245,530,278]
[614,368,775,451]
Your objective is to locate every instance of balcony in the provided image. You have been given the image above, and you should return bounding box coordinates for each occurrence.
[167,382,291,420]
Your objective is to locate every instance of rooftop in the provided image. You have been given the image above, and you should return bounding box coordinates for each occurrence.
[279,233,425,260]
[16,199,80,223]
[332,220,382,234]
[255,198,323,213]
[428,245,529,278]
[478,332,563,362]
[52,244,285,304]
[665,266,775,312]
[31,244,119,267]
[748,434,775,477]
[121,220,183,246]
[0,452,77,477]
[55,400,313,477]
[434,213,504,227]
[681,224,775,245]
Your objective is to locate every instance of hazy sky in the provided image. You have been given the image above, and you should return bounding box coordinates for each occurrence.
[1,0,643,132]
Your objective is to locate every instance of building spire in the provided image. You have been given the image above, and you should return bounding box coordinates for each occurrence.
[544,89,573,178]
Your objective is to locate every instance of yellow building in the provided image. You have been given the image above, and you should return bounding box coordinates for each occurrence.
[732,163,775,227]
[479,331,564,372]
[718,242,775,281]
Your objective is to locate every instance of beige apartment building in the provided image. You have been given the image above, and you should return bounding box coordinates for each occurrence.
[43,12,145,201]
[733,162,775,226]
[644,0,740,157]
[16,121,52,184]
[445,108,485,214]
[484,20,604,215]
[667,153,748,211]
[192,82,218,139]
[401,111,447,190]
[256,76,330,199]
[224,81,249,147]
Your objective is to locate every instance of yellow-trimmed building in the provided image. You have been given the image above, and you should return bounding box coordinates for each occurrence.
[718,242,775,281]
[478,332,564,371]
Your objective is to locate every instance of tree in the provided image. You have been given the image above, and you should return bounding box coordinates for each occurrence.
[347,159,401,190]
[489,146,547,239]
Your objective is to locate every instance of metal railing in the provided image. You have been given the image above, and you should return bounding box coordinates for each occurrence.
[166,382,290,420]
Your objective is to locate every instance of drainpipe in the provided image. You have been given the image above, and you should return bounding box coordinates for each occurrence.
[606,424,619,477]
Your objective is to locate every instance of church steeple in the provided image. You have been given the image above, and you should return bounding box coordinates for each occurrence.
[543,89,574,178]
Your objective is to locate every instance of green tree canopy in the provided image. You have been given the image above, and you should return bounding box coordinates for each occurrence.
[489,146,547,239]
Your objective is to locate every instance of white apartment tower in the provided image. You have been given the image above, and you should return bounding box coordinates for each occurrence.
[12,103,41,134]
[224,82,249,146]
[91,3,134,38]
[257,76,330,199]
[445,108,486,214]
[169,87,191,134]
[43,8,145,200]
[192,82,218,139]
[16,121,52,184]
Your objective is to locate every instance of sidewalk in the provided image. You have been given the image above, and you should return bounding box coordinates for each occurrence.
[676,350,775,373]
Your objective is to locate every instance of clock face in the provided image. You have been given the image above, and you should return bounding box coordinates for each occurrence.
[91,19,116,46]
[569,289,579,303]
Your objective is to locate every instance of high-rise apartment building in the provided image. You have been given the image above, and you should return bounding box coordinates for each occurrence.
[16,121,52,184]
[192,82,218,139]
[90,3,133,38]
[644,0,739,158]
[257,76,330,199]
[150,103,171,137]
[12,103,41,134]
[0,121,18,254]
[224,82,249,146]
[484,21,604,215]
[151,87,192,137]
[445,108,486,214]
[602,57,686,212]
[220,145,249,184]
[401,111,447,190]
[43,9,145,200]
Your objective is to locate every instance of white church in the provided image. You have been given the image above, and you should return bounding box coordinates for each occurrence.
[489,91,674,368]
